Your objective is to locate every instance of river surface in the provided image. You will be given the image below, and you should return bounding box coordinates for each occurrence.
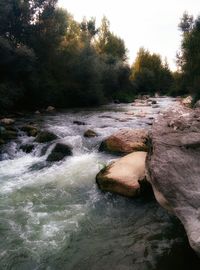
[0,98,199,270]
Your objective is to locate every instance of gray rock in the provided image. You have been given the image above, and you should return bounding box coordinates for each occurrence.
[47,143,72,162]
[146,105,200,256]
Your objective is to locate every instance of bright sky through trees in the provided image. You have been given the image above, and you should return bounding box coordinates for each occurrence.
[59,0,199,70]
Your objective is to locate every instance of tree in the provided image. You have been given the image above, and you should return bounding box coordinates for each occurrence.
[177,13,200,101]
[130,48,173,94]
[95,17,127,62]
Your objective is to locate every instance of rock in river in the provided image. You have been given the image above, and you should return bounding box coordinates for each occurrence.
[96,152,147,197]
[35,131,58,143]
[21,124,39,137]
[47,143,72,162]
[0,118,15,125]
[146,105,200,256]
[99,129,148,154]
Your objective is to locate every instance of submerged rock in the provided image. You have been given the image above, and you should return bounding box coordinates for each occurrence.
[47,143,72,162]
[99,129,148,154]
[73,120,86,125]
[146,105,200,256]
[35,131,58,143]
[84,129,98,138]
[96,152,147,197]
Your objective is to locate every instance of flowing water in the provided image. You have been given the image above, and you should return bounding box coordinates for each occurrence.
[0,98,199,270]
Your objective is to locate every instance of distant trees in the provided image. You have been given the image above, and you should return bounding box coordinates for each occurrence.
[177,12,200,101]
[0,2,136,113]
[130,48,173,95]
[2,3,192,114]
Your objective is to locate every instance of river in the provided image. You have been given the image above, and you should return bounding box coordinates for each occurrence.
[0,97,199,270]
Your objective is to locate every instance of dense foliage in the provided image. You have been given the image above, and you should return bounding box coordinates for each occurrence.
[130,48,173,95]
[0,0,136,112]
[3,1,193,113]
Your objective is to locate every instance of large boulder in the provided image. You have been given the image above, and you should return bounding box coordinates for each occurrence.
[146,105,200,256]
[35,131,58,143]
[47,143,72,162]
[96,152,147,197]
[99,129,148,154]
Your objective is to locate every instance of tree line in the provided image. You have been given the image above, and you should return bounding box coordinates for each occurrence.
[0,1,199,113]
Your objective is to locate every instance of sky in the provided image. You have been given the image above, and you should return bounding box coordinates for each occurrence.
[59,0,200,70]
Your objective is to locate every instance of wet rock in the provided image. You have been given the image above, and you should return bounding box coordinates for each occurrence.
[21,125,39,137]
[0,118,15,125]
[47,143,72,162]
[20,144,35,153]
[146,105,200,256]
[35,110,40,114]
[96,152,147,197]
[84,129,98,138]
[46,106,55,112]
[35,131,58,143]
[73,120,86,125]
[99,129,148,154]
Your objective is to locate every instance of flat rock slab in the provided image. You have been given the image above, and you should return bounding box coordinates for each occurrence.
[146,105,200,256]
[99,129,148,154]
[96,151,147,197]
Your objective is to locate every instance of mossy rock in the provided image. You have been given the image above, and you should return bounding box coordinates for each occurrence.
[35,131,58,143]
[21,125,39,137]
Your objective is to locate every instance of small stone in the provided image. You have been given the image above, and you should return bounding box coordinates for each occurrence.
[84,129,98,138]
[0,118,15,125]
